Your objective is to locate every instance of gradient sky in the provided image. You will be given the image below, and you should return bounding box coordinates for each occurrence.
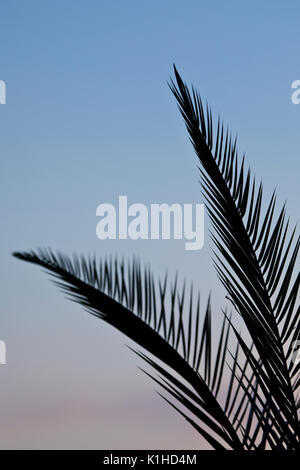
[0,0,299,449]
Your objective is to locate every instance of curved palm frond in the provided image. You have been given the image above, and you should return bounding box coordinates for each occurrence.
[13,249,251,450]
[170,66,300,448]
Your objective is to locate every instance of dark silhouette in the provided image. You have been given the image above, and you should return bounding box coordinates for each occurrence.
[13,66,300,450]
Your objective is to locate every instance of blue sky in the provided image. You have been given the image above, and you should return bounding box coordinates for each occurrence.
[0,0,299,449]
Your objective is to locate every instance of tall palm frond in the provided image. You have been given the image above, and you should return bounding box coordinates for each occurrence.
[13,66,299,449]
[169,66,300,448]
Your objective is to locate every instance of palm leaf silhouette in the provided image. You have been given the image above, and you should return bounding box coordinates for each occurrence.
[13,66,299,450]
[169,66,299,448]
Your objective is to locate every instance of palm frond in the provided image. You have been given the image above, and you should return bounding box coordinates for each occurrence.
[170,65,300,448]
[12,66,300,449]
[13,249,246,449]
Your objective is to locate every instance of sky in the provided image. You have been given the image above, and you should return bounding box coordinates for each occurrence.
[0,0,299,449]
